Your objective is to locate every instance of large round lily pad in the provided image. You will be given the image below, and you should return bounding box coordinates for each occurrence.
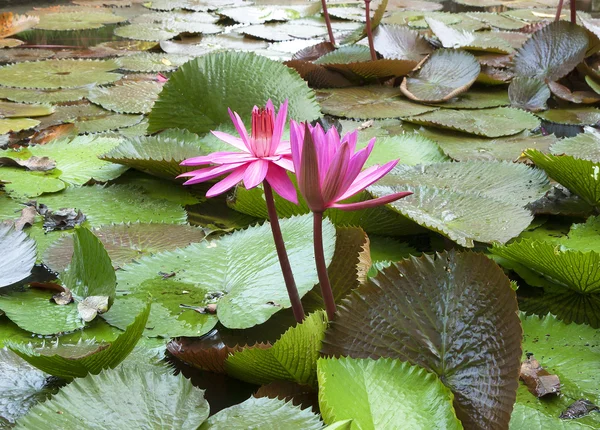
[0,59,121,89]
[33,8,126,31]
[88,82,163,114]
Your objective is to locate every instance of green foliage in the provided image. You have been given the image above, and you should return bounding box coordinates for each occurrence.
[0,224,36,288]
[318,357,462,429]
[15,365,209,429]
[7,303,150,379]
[226,310,327,386]
[148,51,320,134]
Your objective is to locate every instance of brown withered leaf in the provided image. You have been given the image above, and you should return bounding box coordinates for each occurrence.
[28,202,86,232]
[285,60,353,88]
[14,205,37,230]
[0,155,56,171]
[30,123,77,145]
[548,81,600,104]
[559,399,600,419]
[0,13,39,39]
[519,354,561,397]
[292,41,335,61]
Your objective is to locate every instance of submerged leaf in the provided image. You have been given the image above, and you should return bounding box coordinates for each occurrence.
[322,250,522,430]
[317,357,462,429]
[400,49,480,103]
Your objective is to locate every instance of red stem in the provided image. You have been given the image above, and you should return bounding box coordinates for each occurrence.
[570,0,577,24]
[313,211,336,320]
[263,182,305,323]
[365,0,377,61]
[320,0,336,46]
[555,0,564,21]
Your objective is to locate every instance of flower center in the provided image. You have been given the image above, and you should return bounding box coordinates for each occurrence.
[251,107,274,157]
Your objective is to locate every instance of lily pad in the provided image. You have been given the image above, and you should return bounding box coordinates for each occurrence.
[198,396,322,430]
[0,348,50,425]
[318,86,437,119]
[526,150,600,206]
[535,107,600,125]
[424,87,510,109]
[0,101,54,118]
[426,17,515,53]
[508,77,551,112]
[226,310,327,386]
[0,87,89,104]
[400,49,480,103]
[0,167,65,199]
[145,0,246,12]
[115,52,192,73]
[107,215,335,331]
[15,365,209,429]
[371,24,433,62]
[513,21,588,81]
[33,8,126,31]
[551,126,600,162]
[218,4,321,24]
[114,21,221,41]
[0,118,39,134]
[321,250,522,430]
[88,82,163,114]
[318,357,462,429]
[0,59,121,89]
[0,224,36,288]
[148,51,320,134]
[405,107,541,138]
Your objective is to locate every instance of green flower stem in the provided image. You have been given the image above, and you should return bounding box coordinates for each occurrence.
[313,211,336,320]
[263,181,305,323]
[365,0,377,61]
[321,0,336,45]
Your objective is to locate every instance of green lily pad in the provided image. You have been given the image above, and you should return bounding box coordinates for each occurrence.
[75,112,143,134]
[405,107,541,138]
[508,77,551,112]
[321,250,522,430]
[551,126,600,162]
[0,59,121,89]
[34,9,126,31]
[15,365,209,429]
[218,4,321,24]
[318,86,438,119]
[513,21,588,81]
[148,51,320,134]
[225,311,327,386]
[400,49,480,103]
[0,118,40,134]
[0,167,65,199]
[199,396,322,430]
[114,21,221,41]
[466,12,527,30]
[360,133,450,167]
[7,303,149,379]
[526,150,600,206]
[510,314,600,429]
[88,82,163,114]
[0,224,36,288]
[99,129,206,179]
[535,107,600,125]
[107,215,335,331]
[419,127,556,162]
[0,348,50,425]
[0,87,88,104]
[424,87,510,109]
[386,10,461,28]
[318,357,462,429]
[0,288,85,335]
[115,52,192,73]
[426,17,515,53]
[0,101,54,118]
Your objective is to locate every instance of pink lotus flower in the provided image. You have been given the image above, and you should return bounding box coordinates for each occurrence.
[178,100,297,203]
[290,121,412,213]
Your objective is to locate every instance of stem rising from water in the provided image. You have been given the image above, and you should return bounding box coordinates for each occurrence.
[313,211,336,320]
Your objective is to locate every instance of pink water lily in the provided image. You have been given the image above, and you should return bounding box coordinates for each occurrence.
[178,100,297,203]
[290,121,413,213]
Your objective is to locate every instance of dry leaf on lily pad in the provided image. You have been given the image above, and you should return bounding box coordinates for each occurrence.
[0,156,55,171]
[520,354,561,398]
[400,49,480,103]
[321,250,522,430]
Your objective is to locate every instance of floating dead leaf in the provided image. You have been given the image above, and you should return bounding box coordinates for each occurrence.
[28,202,87,233]
[30,123,77,145]
[14,205,37,231]
[547,81,600,104]
[0,13,39,39]
[519,354,560,397]
[559,399,600,420]
[77,295,109,322]
[0,156,56,171]
[53,288,73,306]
